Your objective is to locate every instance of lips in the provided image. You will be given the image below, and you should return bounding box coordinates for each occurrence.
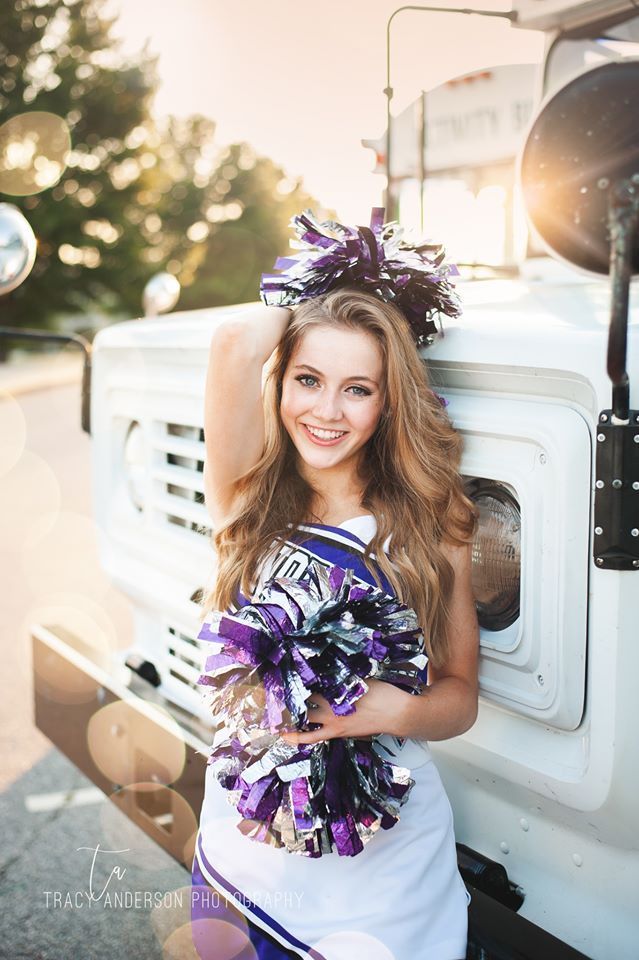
[301,423,348,446]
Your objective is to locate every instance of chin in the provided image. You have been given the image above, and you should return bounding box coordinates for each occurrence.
[298,448,345,470]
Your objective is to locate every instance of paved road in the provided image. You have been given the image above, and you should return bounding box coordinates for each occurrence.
[0,750,193,960]
[0,377,193,959]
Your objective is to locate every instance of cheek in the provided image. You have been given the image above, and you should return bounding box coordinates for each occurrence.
[351,398,383,435]
[279,381,303,422]
[368,405,384,434]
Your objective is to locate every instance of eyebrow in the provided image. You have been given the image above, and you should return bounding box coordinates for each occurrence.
[293,364,379,386]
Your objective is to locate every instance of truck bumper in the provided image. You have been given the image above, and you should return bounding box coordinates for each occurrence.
[31,621,208,868]
[31,622,593,960]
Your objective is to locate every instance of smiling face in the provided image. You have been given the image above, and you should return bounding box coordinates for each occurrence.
[279,324,385,483]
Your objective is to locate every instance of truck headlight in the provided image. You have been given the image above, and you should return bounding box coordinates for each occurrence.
[469,482,521,631]
[123,420,146,512]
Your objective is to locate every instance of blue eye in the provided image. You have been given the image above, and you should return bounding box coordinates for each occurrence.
[294,375,371,396]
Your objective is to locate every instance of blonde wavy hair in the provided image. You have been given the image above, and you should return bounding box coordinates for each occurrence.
[199,288,477,668]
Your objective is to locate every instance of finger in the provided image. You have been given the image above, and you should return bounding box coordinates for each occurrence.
[280,718,321,736]
[281,730,327,745]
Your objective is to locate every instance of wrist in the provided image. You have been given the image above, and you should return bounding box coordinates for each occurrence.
[386,684,416,738]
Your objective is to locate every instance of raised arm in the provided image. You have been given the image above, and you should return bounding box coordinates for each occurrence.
[202,304,291,526]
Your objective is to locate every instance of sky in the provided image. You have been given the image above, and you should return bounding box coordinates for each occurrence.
[110,0,544,221]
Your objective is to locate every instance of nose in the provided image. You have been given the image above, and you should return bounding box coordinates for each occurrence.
[311,388,344,423]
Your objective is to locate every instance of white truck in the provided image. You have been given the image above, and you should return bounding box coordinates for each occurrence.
[16,2,639,958]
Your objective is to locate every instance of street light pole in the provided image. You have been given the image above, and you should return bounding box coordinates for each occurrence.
[384,4,517,222]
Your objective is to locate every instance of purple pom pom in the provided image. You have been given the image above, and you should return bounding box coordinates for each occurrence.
[260,207,462,347]
[196,561,428,857]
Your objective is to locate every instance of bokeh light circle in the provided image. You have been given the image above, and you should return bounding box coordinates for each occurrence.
[313,930,397,959]
[100,782,197,872]
[165,918,255,960]
[0,111,71,196]
[152,871,257,960]
[0,390,27,478]
[87,699,187,788]
[28,593,115,704]
[20,509,112,599]
[0,451,61,546]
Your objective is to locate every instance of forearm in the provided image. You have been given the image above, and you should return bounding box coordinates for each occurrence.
[280,676,478,748]
[389,677,478,741]
[213,304,292,365]
[202,305,291,510]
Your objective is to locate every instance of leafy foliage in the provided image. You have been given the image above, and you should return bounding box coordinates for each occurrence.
[0,0,321,333]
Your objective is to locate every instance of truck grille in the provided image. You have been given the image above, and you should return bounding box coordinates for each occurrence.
[166,623,207,693]
[152,422,211,537]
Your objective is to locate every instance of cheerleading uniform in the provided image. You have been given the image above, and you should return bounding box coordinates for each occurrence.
[191,515,471,960]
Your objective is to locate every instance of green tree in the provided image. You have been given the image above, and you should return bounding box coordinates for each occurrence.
[171,138,321,310]
[0,0,159,328]
[0,0,323,338]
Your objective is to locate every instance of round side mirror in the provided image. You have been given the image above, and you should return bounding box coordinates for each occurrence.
[142,272,181,317]
[519,58,639,275]
[0,203,37,295]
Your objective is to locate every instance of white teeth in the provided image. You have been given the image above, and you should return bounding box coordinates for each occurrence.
[306,425,347,440]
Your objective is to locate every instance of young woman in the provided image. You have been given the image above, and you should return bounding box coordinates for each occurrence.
[190,284,479,960]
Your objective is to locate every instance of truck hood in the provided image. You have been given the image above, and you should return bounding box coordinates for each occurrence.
[93,268,638,394]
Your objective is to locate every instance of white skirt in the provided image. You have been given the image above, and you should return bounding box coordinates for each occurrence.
[194,734,471,960]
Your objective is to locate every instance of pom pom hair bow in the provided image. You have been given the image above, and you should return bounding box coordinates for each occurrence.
[196,561,429,858]
[260,206,462,349]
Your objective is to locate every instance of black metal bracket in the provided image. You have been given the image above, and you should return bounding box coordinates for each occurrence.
[457,842,524,910]
[457,843,593,959]
[593,408,639,570]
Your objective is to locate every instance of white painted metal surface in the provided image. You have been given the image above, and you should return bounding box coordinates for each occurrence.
[89,266,638,957]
